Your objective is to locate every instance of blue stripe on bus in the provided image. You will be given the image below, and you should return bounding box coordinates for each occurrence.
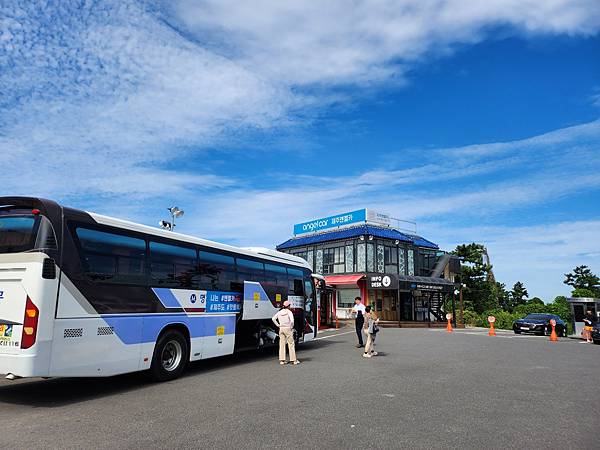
[101,314,236,345]
[151,288,182,308]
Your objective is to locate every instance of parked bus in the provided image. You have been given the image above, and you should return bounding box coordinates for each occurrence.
[0,197,317,381]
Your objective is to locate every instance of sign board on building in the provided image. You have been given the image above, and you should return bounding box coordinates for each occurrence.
[368,274,398,289]
[366,209,391,226]
[411,283,445,291]
[293,208,391,236]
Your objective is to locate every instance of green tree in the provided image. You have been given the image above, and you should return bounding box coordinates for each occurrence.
[496,282,512,311]
[572,288,597,298]
[453,243,498,314]
[564,265,600,296]
[509,281,528,310]
[527,297,544,305]
[546,295,573,334]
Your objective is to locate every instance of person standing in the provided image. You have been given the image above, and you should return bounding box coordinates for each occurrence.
[362,306,379,358]
[272,300,300,365]
[582,310,595,343]
[351,296,366,348]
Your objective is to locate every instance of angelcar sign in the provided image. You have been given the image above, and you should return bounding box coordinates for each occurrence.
[293,208,391,236]
[293,209,366,235]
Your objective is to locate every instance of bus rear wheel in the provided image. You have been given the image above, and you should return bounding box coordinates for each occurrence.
[150,329,189,382]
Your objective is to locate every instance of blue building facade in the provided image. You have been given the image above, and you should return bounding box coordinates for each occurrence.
[277,209,460,326]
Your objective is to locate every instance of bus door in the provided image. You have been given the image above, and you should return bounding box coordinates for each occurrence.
[303,278,317,341]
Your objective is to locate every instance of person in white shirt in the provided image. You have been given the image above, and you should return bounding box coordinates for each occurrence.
[350,296,366,348]
[272,300,300,365]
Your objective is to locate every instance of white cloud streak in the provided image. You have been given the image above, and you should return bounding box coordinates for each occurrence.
[1,0,599,298]
[1,0,599,201]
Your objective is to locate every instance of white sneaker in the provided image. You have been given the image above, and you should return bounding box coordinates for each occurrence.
[362,353,372,358]
[371,351,378,356]
[292,360,301,365]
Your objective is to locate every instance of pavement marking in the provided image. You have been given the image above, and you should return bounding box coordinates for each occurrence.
[314,330,355,341]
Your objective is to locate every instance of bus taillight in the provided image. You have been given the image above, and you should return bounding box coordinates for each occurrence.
[21,297,39,349]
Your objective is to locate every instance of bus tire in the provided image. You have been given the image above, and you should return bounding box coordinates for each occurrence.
[150,329,189,382]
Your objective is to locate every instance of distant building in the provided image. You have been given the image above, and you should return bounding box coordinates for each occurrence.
[567,297,600,335]
[276,209,461,327]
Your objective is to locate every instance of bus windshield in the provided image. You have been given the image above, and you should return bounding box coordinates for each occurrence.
[0,216,40,254]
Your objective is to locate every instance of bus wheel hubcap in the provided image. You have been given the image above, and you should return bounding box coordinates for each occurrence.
[161,340,182,372]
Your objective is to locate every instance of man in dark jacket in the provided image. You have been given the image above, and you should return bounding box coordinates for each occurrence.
[350,296,366,348]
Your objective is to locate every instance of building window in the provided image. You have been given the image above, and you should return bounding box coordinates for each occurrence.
[384,245,398,274]
[323,246,344,274]
[292,250,308,262]
[315,249,323,274]
[337,288,360,309]
[356,243,366,272]
[399,248,406,275]
[376,244,385,273]
[407,249,415,276]
[345,245,354,273]
[307,250,314,272]
[419,249,437,276]
[366,243,375,272]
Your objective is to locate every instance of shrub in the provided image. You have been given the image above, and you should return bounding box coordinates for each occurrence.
[462,310,480,326]
[463,294,574,334]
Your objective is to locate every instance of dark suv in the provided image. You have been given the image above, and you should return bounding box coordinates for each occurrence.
[513,313,566,336]
[592,322,600,345]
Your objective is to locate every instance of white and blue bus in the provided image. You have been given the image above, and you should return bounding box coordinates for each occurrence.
[0,197,317,381]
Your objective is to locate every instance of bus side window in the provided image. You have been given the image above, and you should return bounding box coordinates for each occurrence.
[287,267,305,296]
[149,241,198,288]
[75,227,146,285]
[236,258,265,283]
[265,263,288,291]
[199,251,236,291]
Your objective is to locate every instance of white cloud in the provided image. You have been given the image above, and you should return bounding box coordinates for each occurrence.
[428,220,600,300]
[1,0,599,299]
[172,0,600,86]
[2,0,600,202]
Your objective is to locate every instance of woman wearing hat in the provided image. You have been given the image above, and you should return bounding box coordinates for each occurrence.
[272,300,300,365]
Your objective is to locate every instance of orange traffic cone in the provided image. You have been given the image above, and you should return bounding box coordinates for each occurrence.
[446,319,453,332]
[488,322,496,336]
[550,323,559,342]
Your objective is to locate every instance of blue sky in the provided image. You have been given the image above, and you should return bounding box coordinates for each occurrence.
[1,0,599,300]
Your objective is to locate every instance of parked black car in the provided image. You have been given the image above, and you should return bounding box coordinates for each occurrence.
[513,313,566,336]
[592,323,600,345]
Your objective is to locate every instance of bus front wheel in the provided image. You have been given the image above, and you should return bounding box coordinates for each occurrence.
[150,329,189,382]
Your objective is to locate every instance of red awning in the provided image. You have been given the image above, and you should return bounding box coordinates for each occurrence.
[324,274,365,286]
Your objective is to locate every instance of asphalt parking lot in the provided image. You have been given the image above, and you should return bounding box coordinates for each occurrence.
[1,328,599,450]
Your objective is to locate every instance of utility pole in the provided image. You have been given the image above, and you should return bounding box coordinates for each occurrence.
[459,283,465,326]
[452,289,458,327]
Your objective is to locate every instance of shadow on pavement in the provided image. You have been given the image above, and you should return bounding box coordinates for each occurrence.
[0,338,336,408]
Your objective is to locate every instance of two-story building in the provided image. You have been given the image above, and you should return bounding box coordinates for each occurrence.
[276,209,461,328]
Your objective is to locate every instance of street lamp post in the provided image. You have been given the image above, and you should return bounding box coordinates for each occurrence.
[159,206,185,231]
[452,289,458,327]
[459,283,466,326]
